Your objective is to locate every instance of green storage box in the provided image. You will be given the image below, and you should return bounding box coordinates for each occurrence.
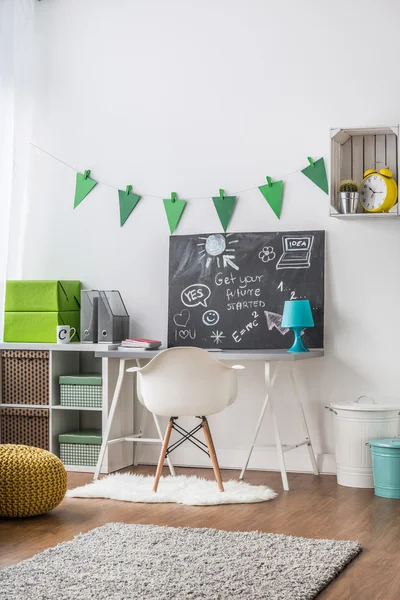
[4,311,80,343]
[5,280,81,312]
[59,374,102,408]
[59,429,102,467]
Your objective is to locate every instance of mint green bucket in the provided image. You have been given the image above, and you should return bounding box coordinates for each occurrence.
[369,437,400,499]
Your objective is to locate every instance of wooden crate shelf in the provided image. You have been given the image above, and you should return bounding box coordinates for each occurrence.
[329,126,399,217]
[331,212,400,220]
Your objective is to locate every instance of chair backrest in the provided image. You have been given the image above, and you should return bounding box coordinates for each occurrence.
[136,347,238,417]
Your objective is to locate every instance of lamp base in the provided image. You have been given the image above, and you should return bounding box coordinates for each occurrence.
[287,327,309,353]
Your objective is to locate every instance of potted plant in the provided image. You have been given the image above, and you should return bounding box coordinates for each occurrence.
[338,180,359,214]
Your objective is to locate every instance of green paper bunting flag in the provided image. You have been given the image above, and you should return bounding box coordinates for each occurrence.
[301,157,328,195]
[258,176,283,219]
[163,192,187,234]
[118,185,141,226]
[74,170,97,208]
[212,189,236,232]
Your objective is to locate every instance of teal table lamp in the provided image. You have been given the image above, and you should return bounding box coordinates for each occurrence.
[281,299,314,353]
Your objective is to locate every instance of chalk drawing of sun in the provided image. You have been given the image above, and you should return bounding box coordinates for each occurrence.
[197,233,239,271]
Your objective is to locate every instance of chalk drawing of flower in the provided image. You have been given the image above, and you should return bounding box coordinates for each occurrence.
[258,246,276,263]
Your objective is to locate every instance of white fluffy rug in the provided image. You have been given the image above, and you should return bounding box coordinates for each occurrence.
[67,473,277,505]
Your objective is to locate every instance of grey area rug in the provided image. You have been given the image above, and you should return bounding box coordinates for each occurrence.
[0,523,361,600]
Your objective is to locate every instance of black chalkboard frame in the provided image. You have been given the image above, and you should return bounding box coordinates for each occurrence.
[167,230,325,350]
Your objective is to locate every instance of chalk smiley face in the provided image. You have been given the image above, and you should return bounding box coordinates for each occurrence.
[202,310,220,327]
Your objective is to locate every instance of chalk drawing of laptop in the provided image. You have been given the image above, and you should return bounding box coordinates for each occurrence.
[276,235,314,270]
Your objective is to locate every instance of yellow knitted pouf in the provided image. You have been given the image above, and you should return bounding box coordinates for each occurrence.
[0,444,67,517]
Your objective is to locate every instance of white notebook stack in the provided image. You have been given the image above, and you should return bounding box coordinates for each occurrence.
[119,338,162,350]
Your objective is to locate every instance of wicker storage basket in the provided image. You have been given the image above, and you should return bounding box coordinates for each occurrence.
[0,407,49,450]
[59,374,102,408]
[1,350,49,405]
[59,430,102,467]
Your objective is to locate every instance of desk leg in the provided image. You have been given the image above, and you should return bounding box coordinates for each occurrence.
[94,358,126,481]
[133,359,146,467]
[133,404,148,467]
[268,382,289,491]
[291,363,319,476]
[239,362,274,481]
[132,358,175,477]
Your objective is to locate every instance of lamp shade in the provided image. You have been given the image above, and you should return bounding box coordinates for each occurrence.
[281,300,314,329]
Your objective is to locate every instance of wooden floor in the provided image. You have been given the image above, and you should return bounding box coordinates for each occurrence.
[1,465,400,599]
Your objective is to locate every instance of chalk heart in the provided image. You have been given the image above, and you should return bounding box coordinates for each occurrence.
[174,310,190,328]
[178,329,191,340]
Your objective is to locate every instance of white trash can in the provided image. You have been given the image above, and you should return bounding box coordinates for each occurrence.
[326,396,400,488]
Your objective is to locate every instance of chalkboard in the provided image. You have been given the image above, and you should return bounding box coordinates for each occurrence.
[168,230,325,350]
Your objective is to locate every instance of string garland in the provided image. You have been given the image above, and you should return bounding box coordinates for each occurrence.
[29,141,329,232]
[30,142,327,199]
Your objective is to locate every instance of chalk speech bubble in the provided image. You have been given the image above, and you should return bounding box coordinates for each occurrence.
[181,284,211,308]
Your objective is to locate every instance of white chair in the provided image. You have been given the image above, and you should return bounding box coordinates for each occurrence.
[127,347,244,493]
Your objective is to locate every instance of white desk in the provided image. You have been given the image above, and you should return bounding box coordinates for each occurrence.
[94,348,324,489]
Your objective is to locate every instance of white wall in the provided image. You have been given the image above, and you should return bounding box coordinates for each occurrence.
[1,0,35,339]
[0,0,14,341]
[7,0,400,473]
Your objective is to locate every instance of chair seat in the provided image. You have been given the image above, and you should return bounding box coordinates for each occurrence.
[145,407,227,418]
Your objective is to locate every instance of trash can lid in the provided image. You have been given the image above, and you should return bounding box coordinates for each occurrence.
[329,396,400,411]
[329,402,400,412]
[369,437,400,448]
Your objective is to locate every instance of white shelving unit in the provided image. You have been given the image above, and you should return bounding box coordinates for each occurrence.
[0,343,136,474]
[329,125,399,218]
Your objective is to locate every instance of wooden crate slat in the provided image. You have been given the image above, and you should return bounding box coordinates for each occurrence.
[341,139,352,180]
[331,129,351,145]
[351,136,364,183]
[333,143,341,210]
[363,135,375,174]
[375,135,386,169]
[386,134,397,180]
[342,127,394,136]
[329,139,339,212]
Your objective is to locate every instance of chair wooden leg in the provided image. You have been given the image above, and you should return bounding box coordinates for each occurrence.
[202,417,224,492]
[153,419,174,492]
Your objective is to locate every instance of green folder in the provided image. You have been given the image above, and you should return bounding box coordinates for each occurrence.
[5,280,81,312]
[4,312,80,343]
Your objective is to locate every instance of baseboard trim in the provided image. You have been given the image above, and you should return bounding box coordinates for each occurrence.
[137,445,337,475]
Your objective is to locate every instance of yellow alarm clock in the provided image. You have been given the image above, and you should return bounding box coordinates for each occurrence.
[359,168,398,213]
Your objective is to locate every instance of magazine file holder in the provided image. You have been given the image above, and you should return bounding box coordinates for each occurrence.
[98,290,129,343]
[81,290,100,343]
